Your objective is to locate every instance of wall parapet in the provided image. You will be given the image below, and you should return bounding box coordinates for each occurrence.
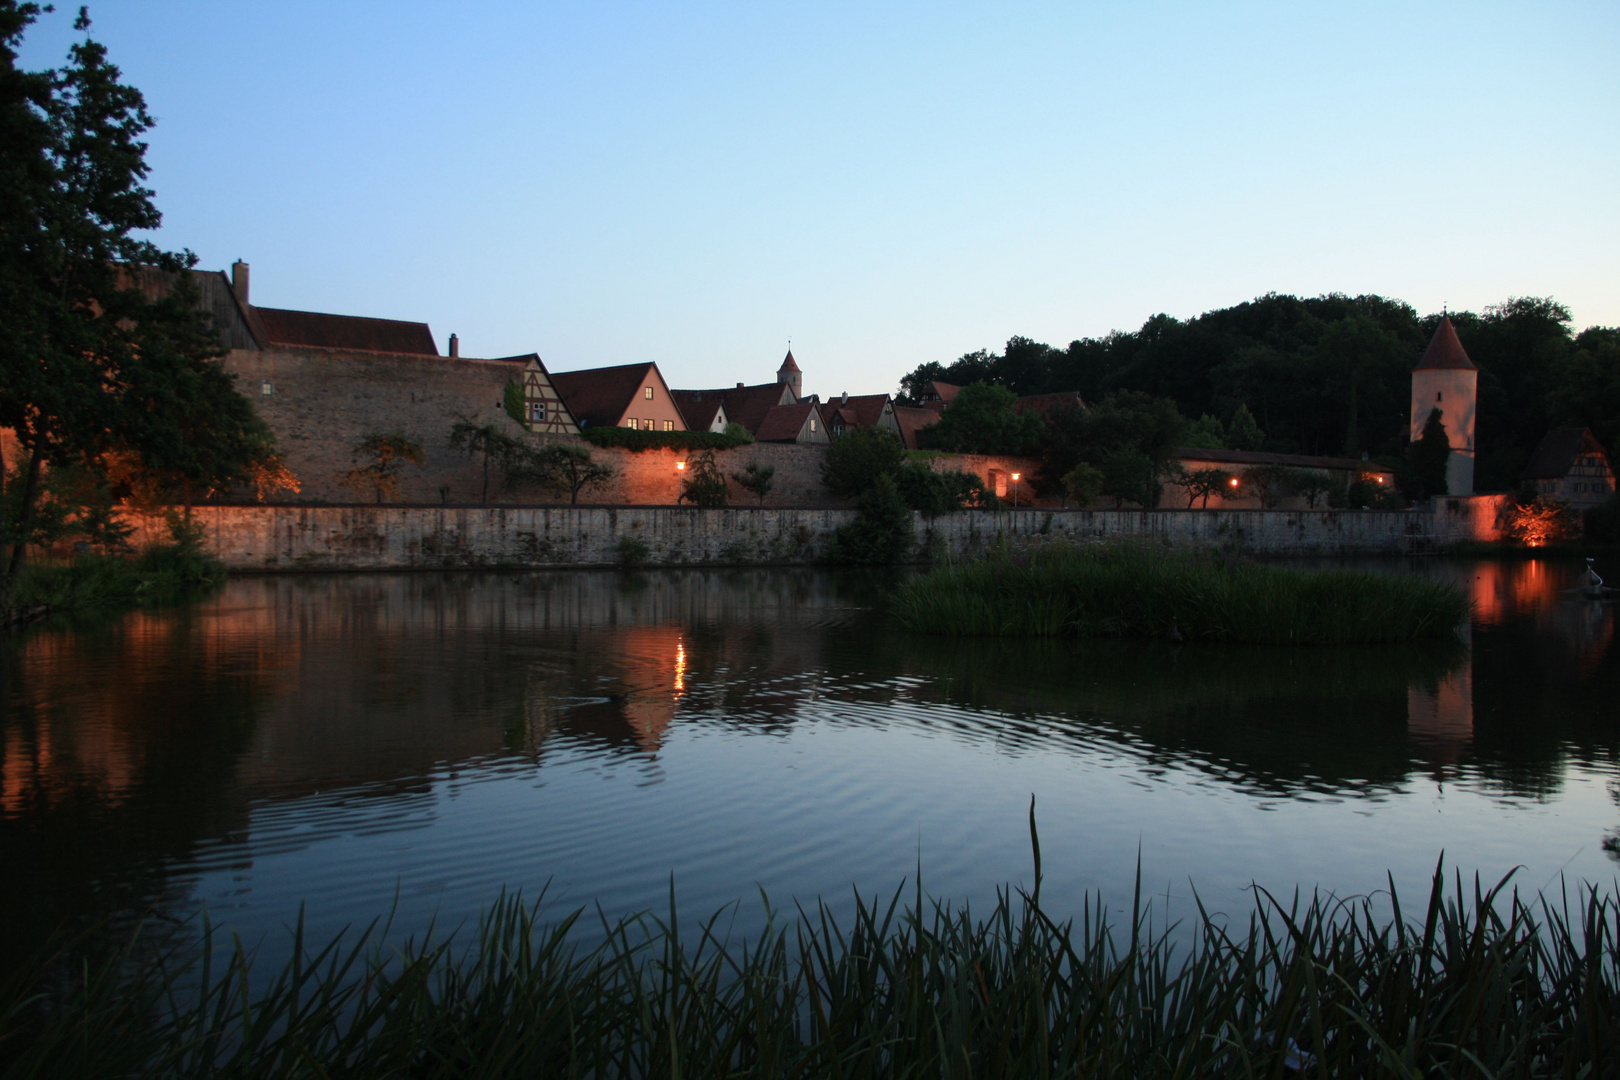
[120,504,1489,572]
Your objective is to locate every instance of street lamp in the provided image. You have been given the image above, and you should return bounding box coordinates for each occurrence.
[1011,472,1021,508]
[675,460,686,473]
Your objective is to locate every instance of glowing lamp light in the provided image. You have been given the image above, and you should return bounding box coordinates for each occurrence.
[1011,472,1021,482]
[675,460,687,472]
[1229,478,1240,487]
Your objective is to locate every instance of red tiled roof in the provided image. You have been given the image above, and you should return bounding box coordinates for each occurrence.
[1014,391,1085,415]
[755,402,821,442]
[490,353,540,364]
[672,383,791,435]
[551,362,661,428]
[254,306,438,355]
[833,393,891,428]
[1521,428,1611,480]
[679,398,726,432]
[1177,447,1390,473]
[928,381,962,403]
[1415,316,1476,371]
[893,406,942,450]
[778,349,800,373]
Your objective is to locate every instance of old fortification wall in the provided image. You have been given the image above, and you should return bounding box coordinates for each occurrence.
[220,347,1043,509]
[124,504,1476,572]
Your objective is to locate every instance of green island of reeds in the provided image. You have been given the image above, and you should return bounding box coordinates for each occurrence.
[2,835,1615,1078]
[890,542,1470,644]
[4,534,225,629]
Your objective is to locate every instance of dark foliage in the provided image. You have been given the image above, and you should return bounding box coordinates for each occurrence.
[821,427,905,499]
[825,474,912,564]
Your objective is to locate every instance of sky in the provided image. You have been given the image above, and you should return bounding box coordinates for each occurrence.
[17,1,1620,397]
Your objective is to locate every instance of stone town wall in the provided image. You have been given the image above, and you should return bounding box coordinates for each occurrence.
[122,504,1482,572]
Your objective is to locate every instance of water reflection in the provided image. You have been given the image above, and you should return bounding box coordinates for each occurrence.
[1,559,1615,971]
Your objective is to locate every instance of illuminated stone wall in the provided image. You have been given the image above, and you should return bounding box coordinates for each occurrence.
[119,503,1494,571]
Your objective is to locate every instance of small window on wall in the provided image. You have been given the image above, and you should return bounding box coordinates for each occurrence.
[810,418,817,432]
[627,418,638,430]
[644,386,654,400]
[663,420,673,431]
[528,401,545,422]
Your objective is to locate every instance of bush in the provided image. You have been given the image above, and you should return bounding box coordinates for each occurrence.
[615,534,650,567]
[581,427,750,452]
[821,427,905,499]
[890,542,1470,644]
[1503,496,1578,547]
[825,474,914,564]
[677,450,728,507]
[893,463,983,516]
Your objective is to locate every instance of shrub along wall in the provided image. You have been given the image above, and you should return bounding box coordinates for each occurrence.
[119,505,1485,572]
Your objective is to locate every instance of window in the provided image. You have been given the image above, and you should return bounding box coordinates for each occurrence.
[663,420,674,431]
[627,418,638,430]
[528,401,545,422]
[810,418,817,432]
[644,386,654,400]
[260,382,274,396]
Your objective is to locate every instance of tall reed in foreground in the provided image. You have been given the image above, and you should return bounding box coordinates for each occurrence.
[891,542,1470,643]
[2,849,1614,1077]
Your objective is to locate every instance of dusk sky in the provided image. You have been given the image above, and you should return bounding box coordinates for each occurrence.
[19,2,1618,397]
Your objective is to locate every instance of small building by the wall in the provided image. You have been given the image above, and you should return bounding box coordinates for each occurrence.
[550,362,687,432]
[755,402,830,445]
[1520,428,1615,508]
[672,382,795,436]
[677,398,730,434]
[824,393,900,437]
[512,355,581,436]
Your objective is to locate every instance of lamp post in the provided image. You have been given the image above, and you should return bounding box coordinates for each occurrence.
[1011,472,1021,508]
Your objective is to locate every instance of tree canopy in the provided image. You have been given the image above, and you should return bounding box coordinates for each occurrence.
[897,293,1616,491]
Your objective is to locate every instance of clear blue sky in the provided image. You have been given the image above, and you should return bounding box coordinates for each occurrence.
[19,2,1619,397]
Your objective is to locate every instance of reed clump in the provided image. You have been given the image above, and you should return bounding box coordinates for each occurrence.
[7,541,225,622]
[2,859,1615,1079]
[890,542,1470,643]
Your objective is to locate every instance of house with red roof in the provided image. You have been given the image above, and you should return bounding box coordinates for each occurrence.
[1521,428,1615,508]
[823,392,901,438]
[754,402,830,445]
[672,349,804,437]
[549,362,687,432]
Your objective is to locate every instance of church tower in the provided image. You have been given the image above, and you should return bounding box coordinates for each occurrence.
[1410,315,1479,496]
[777,348,802,402]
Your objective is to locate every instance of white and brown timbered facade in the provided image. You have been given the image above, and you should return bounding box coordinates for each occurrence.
[519,357,581,435]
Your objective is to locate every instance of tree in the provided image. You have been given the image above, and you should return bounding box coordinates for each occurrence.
[918,382,1041,455]
[822,427,904,499]
[448,415,527,503]
[338,432,425,503]
[1062,463,1104,507]
[1044,391,1187,507]
[1291,469,1333,509]
[825,473,913,564]
[514,442,614,505]
[0,7,276,595]
[893,462,983,516]
[1225,404,1264,451]
[1181,468,1232,508]
[678,449,727,507]
[731,461,775,505]
[1408,407,1451,500]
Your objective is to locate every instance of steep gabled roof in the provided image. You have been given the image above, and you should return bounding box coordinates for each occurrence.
[832,393,892,428]
[550,361,662,428]
[1520,427,1611,479]
[491,353,541,364]
[672,383,793,435]
[1415,316,1476,371]
[254,307,439,355]
[1014,391,1086,415]
[927,381,962,403]
[678,398,726,432]
[778,349,800,373]
[755,402,822,442]
[893,405,942,450]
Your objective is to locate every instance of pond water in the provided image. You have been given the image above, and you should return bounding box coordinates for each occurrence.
[1,557,1616,969]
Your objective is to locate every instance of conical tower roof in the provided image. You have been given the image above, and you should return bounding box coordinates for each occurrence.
[778,349,800,373]
[1415,316,1476,371]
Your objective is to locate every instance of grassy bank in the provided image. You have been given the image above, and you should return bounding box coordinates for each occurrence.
[891,542,1469,644]
[2,854,1614,1077]
[5,542,225,624]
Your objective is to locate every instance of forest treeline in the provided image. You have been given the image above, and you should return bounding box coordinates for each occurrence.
[897,294,1620,492]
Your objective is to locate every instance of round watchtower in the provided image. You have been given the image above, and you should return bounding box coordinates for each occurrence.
[1410,315,1478,496]
[777,348,802,402]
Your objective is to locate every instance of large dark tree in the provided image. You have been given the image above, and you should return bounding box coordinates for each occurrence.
[0,5,273,594]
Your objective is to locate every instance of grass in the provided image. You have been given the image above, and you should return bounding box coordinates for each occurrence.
[8,542,226,620]
[890,542,1470,644]
[2,827,1615,1078]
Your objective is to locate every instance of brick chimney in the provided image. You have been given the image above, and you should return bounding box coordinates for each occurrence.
[449,333,459,358]
[230,260,249,304]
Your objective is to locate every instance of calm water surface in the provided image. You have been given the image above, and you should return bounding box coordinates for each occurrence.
[1,558,1616,967]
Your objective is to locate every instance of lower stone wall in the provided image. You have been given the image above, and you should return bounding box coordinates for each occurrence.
[122,504,1479,572]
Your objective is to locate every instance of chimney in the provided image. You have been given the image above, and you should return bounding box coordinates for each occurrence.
[841,391,848,405]
[449,333,459,358]
[736,382,744,389]
[230,260,250,304]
